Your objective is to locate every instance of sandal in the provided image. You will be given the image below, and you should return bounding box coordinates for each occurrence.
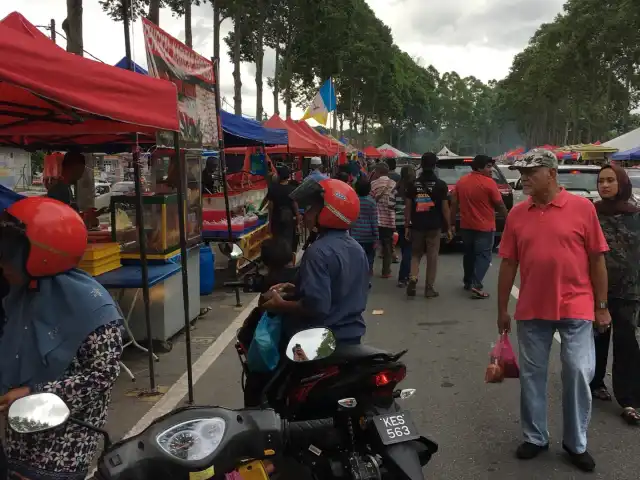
[621,407,640,425]
[592,386,612,401]
[471,288,490,299]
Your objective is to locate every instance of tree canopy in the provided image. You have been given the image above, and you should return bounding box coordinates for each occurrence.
[99,0,640,154]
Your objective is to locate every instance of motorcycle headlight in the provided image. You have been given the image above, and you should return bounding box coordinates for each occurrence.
[156,418,226,462]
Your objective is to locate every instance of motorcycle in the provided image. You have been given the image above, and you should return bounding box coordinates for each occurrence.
[219,243,438,478]
[7,327,436,480]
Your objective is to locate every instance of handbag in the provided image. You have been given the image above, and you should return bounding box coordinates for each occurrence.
[247,312,282,372]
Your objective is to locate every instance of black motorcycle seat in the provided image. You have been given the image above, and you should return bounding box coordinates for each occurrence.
[327,343,393,362]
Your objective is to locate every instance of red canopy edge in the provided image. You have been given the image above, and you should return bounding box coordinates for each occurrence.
[294,120,343,155]
[0,12,179,151]
[264,115,326,155]
[363,145,382,158]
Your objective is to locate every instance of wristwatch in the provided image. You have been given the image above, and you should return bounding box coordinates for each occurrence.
[596,301,608,310]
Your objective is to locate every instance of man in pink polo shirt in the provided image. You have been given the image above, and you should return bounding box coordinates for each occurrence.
[497,149,610,472]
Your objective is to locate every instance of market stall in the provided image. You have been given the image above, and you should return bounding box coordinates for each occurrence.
[0,11,186,391]
[202,112,290,271]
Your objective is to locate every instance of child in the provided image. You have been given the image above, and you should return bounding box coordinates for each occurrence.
[350,177,379,274]
[260,236,298,293]
[241,237,298,407]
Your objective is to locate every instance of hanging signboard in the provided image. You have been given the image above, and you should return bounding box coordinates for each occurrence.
[142,18,219,148]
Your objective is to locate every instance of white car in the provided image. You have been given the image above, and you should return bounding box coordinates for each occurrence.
[513,165,601,202]
[94,181,112,210]
[497,165,525,203]
[625,168,640,204]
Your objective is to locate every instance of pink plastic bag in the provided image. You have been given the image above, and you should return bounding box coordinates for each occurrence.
[485,333,520,383]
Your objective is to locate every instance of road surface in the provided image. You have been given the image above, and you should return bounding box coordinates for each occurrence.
[110,249,640,479]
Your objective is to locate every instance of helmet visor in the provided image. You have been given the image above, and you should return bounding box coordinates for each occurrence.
[289,177,324,210]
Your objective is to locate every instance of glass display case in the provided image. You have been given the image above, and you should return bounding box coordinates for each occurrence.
[110,193,200,260]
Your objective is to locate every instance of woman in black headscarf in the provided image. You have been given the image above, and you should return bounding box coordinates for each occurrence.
[590,164,640,425]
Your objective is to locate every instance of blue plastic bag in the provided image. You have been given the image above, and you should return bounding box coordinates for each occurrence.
[247,312,282,372]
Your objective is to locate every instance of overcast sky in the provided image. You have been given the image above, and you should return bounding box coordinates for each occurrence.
[1,0,566,122]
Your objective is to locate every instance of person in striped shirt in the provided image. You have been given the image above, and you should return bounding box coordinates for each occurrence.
[371,163,397,278]
[350,177,379,273]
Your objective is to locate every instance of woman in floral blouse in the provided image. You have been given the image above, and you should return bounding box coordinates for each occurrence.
[0,197,123,480]
[591,165,640,425]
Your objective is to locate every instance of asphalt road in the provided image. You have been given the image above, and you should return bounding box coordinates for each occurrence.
[187,249,640,480]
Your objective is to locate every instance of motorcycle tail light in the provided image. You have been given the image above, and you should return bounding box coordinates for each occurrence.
[373,366,406,387]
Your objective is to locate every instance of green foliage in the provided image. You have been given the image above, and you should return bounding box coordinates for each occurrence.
[104,0,639,152]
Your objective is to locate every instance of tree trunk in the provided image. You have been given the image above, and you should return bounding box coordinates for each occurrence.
[254,16,265,121]
[272,46,280,116]
[285,85,292,119]
[184,0,192,47]
[232,11,243,115]
[213,0,220,61]
[147,0,161,24]
[64,0,83,55]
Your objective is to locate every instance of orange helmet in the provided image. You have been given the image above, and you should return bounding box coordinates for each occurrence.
[291,177,360,229]
[4,197,87,277]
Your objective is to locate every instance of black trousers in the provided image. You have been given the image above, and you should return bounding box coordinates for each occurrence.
[591,298,640,408]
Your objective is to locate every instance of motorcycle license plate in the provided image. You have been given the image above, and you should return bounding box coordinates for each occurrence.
[373,411,420,446]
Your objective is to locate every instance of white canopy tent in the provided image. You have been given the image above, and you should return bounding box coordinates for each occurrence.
[437,146,458,157]
[603,127,640,151]
[377,143,411,158]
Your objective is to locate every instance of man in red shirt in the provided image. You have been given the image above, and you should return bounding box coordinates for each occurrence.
[451,155,507,298]
[497,149,610,472]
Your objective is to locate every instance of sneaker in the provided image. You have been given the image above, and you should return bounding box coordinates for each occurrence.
[425,286,440,298]
[397,281,407,288]
[406,278,417,297]
[515,442,549,460]
[562,444,595,472]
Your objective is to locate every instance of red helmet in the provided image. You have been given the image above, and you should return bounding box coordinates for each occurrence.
[291,177,360,229]
[5,197,87,277]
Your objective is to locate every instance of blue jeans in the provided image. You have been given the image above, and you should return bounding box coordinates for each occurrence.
[397,224,412,283]
[461,229,494,288]
[517,319,595,453]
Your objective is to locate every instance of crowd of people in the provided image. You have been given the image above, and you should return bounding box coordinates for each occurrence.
[0,147,637,478]
[261,149,640,474]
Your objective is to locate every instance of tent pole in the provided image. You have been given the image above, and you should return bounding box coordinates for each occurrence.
[124,1,155,391]
[131,146,157,392]
[213,56,241,307]
[174,134,195,404]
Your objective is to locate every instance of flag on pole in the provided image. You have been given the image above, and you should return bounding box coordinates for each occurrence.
[301,78,336,125]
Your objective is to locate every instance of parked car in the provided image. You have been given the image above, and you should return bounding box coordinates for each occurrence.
[497,165,525,204]
[111,181,136,195]
[625,168,640,204]
[513,164,601,202]
[416,156,514,243]
[94,181,112,211]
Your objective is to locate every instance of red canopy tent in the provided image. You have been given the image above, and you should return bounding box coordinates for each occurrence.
[0,12,179,151]
[292,120,343,156]
[363,146,382,158]
[264,115,325,155]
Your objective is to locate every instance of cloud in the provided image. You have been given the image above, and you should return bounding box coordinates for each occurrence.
[0,0,567,121]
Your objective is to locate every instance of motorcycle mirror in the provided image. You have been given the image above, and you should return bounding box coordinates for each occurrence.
[219,242,243,259]
[8,393,70,434]
[286,328,336,362]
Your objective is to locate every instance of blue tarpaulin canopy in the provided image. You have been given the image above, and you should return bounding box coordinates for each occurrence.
[219,110,287,147]
[0,184,24,210]
[113,61,287,147]
[114,57,148,75]
[611,146,640,161]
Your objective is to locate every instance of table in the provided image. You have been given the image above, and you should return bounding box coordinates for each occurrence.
[95,250,201,379]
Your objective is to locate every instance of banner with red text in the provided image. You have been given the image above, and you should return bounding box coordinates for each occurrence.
[142,18,219,148]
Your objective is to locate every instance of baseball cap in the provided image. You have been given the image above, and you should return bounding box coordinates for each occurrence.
[310,157,323,167]
[509,148,558,170]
